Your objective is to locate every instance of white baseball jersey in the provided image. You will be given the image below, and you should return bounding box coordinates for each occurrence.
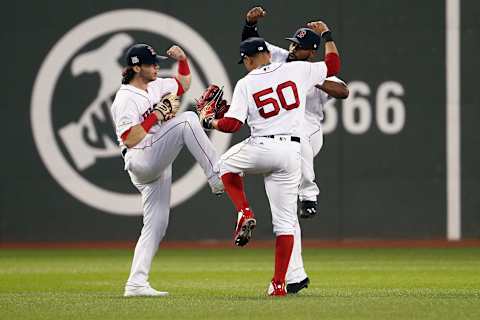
[224,61,327,137]
[266,42,345,130]
[111,78,178,149]
[266,41,289,62]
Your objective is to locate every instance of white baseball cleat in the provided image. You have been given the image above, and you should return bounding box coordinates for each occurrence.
[124,285,169,297]
[208,175,224,195]
[267,280,287,296]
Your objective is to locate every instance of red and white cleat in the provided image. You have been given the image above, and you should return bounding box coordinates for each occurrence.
[267,280,287,296]
[233,208,256,247]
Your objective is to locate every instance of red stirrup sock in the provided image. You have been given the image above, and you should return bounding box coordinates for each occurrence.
[221,172,249,211]
[273,235,294,283]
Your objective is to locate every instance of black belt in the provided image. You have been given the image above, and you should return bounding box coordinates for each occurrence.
[265,135,300,143]
[121,148,127,158]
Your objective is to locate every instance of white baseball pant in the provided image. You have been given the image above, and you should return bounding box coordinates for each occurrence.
[287,125,323,284]
[124,111,220,287]
[298,126,323,202]
[219,136,301,236]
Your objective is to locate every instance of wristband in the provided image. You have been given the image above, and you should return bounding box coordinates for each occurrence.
[217,117,243,133]
[321,30,334,42]
[141,112,159,132]
[178,59,190,76]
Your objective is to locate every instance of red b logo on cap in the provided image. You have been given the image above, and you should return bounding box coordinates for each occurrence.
[297,30,307,38]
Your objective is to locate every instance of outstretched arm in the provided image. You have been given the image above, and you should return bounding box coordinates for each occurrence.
[316,80,349,99]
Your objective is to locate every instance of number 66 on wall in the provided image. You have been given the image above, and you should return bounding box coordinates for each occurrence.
[323,81,406,135]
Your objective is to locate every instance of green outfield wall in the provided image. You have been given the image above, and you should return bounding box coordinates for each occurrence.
[1,0,478,242]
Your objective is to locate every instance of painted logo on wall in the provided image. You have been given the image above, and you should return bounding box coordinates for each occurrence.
[31,9,232,215]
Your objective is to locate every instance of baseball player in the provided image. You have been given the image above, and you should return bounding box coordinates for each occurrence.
[199,28,341,295]
[243,7,349,217]
[241,6,349,294]
[110,43,224,297]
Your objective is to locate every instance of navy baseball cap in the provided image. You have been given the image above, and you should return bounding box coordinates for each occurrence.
[285,28,321,50]
[125,44,168,66]
[238,37,270,64]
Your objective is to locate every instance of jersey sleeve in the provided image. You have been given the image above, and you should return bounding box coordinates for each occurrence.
[150,77,179,99]
[266,42,289,63]
[223,79,248,123]
[305,61,328,89]
[326,76,347,86]
[112,99,141,138]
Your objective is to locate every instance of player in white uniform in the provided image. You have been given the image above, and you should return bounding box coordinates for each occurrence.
[110,43,224,297]
[201,30,341,295]
[241,7,349,294]
[243,7,349,217]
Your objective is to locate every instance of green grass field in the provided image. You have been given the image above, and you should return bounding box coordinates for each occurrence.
[0,247,479,320]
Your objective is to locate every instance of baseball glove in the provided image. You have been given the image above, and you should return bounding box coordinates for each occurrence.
[195,84,230,130]
[154,93,180,121]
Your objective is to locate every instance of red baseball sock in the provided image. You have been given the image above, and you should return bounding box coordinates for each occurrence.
[273,235,294,284]
[221,172,249,211]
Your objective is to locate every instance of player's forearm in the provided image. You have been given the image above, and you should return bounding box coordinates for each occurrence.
[242,6,264,40]
[324,37,338,56]
[212,117,243,133]
[322,31,341,76]
[317,80,349,99]
[122,112,161,148]
[324,52,340,77]
[123,125,147,148]
[242,22,260,40]
[175,59,191,94]
[176,74,191,93]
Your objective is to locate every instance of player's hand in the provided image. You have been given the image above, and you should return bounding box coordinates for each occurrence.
[166,45,187,61]
[164,113,175,121]
[307,21,330,35]
[161,92,180,119]
[246,6,266,24]
[153,106,170,122]
[154,93,179,121]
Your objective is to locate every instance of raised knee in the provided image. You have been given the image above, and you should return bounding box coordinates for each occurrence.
[174,111,197,124]
[182,111,199,123]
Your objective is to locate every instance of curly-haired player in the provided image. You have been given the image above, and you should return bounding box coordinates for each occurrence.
[111,43,223,297]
